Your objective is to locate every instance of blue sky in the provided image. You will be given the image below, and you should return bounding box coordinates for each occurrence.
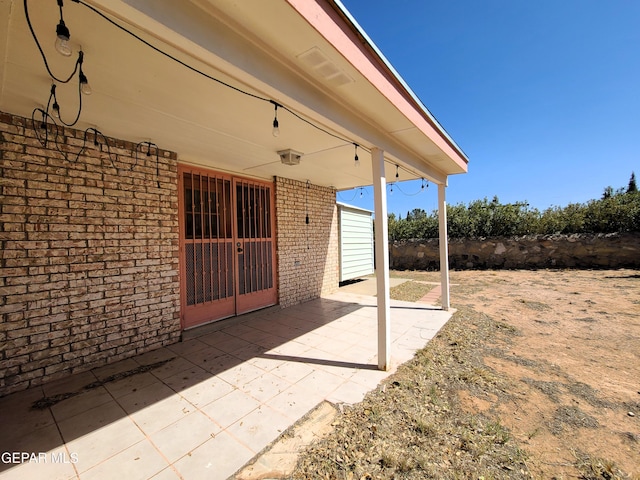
[337,0,640,217]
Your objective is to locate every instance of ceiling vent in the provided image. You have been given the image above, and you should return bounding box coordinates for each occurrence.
[278,149,303,166]
[297,47,353,87]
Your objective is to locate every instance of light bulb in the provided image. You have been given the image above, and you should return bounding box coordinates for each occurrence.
[354,154,359,167]
[52,102,60,118]
[79,72,92,95]
[55,21,72,57]
[272,118,280,137]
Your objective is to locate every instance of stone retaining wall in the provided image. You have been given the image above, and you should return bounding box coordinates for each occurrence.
[390,233,640,270]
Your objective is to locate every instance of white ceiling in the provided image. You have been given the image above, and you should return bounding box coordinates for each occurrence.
[0,0,467,189]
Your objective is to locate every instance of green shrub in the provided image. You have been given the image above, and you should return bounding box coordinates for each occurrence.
[388,190,640,240]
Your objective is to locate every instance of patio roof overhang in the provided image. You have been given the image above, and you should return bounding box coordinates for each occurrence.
[0,0,468,189]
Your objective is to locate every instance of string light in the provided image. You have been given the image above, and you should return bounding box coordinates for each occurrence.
[54,0,72,56]
[77,51,91,95]
[271,101,280,137]
[26,0,438,190]
[79,71,91,95]
[52,99,60,118]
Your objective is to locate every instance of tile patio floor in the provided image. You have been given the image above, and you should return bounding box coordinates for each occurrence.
[0,288,452,480]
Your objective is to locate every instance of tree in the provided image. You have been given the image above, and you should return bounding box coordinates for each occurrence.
[602,186,614,199]
[628,172,638,193]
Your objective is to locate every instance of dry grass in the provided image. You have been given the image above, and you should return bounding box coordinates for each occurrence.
[389,281,433,302]
[291,306,530,479]
[289,269,640,480]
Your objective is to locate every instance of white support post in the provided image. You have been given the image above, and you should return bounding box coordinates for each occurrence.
[371,147,390,370]
[438,182,450,310]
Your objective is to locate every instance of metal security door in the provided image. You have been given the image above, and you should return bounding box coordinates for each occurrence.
[179,167,277,329]
[179,168,235,329]
[234,178,277,315]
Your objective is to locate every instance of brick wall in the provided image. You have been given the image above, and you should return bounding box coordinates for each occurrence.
[0,112,181,396]
[275,177,339,307]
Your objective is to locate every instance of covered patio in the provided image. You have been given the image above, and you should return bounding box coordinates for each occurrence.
[0,288,452,479]
[1,0,468,399]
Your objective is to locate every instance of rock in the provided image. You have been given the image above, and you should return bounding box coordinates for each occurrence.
[628,411,635,417]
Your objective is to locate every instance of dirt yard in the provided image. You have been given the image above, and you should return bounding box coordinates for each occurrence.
[290,269,640,479]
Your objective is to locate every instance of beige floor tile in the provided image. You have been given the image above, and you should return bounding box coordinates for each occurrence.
[200,389,261,429]
[116,381,178,415]
[238,329,285,349]
[326,380,373,405]
[270,360,314,384]
[150,411,221,463]
[196,353,240,375]
[198,330,235,347]
[338,344,377,364]
[103,371,161,398]
[239,371,291,403]
[176,374,235,407]
[63,413,145,473]
[133,347,176,366]
[267,340,310,357]
[266,383,324,421]
[81,439,167,480]
[0,443,78,480]
[226,404,290,453]
[315,337,359,356]
[162,364,210,392]
[51,386,113,423]
[128,393,194,435]
[350,367,393,389]
[295,369,346,397]
[166,338,210,356]
[293,331,327,348]
[211,335,253,355]
[245,353,285,372]
[149,356,197,380]
[57,400,129,444]
[41,371,96,397]
[172,431,254,480]
[232,342,269,361]
[149,467,182,479]
[185,345,228,370]
[216,362,265,388]
[0,294,454,480]
[221,322,258,338]
[0,389,54,449]
[91,358,139,381]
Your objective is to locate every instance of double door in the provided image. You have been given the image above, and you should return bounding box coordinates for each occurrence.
[178,166,277,329]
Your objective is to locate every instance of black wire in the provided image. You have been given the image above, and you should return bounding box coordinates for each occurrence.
[75,0,272,104]
[76,127,116,169]
[53,79,83,127]
[31,108,69,159]
[33,0,435,188]
[134,141,161,187]
[23,0,81,84]
[73,0,374,152]
[395,180,429,197]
